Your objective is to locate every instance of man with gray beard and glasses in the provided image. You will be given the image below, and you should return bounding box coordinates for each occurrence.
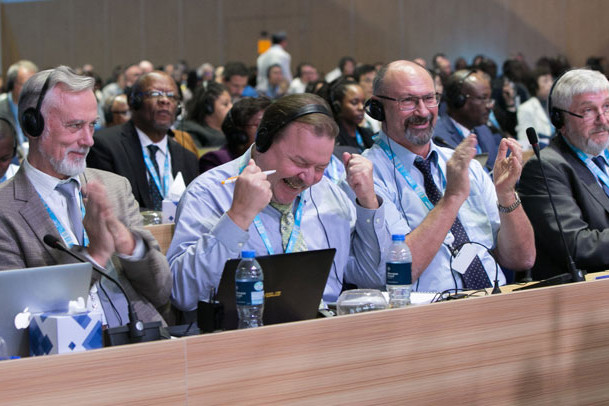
[0,66,171,328]
[363,60,535,293]
[519,69,609,281]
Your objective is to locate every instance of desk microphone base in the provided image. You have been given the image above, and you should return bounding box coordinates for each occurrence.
[104,321,164,347]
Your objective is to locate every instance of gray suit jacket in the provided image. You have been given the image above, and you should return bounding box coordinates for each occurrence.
[518,135,609,280]
[0,167,171,324]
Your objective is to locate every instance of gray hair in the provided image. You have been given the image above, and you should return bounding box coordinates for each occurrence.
[6,60,38,91]
[18,65,95,130]
[552,68,609,111]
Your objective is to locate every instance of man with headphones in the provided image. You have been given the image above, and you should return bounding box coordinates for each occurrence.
[168,93,390,311]
[0,66,171,327]
[432,69,503,172]
[0,117,19,182]
[363,60,535,293]
[0,60,38,157]
[87,71,199,211]
[519,69,609,280]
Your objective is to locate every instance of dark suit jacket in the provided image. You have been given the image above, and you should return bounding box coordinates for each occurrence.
[87,120,199,210]
[0,167,172,324]
[0,93,17,129]
[432,114,503,172]
[336,124,375,152]
[518,135,609,279]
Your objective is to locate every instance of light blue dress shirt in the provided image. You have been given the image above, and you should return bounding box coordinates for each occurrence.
[363,131,505,293]
[167,147,390,311]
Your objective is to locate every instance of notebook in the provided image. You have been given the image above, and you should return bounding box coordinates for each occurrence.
[0,263,92,357]
[214,249,336,330]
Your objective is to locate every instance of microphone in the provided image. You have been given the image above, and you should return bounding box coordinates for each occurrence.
[43,234,148,340]
[514,128,585,291]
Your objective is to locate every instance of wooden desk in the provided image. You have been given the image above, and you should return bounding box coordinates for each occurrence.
[144,223,175,255]
[3,279,609,404]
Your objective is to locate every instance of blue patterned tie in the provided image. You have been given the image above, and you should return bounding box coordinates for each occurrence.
[592,156,609,197]
[413,156,492,289]
[146,144,163,211]
[55,179,84,245]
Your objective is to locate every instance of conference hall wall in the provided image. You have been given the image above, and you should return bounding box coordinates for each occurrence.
[1,0,607,80]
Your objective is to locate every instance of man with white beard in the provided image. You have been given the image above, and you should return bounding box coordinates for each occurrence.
[0,66,171,328]
[519,69,609,281]
[363,60,535,293]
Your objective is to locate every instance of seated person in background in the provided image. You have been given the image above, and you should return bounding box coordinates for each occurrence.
[288,62,319,95]
[260,64,288,100]
[0,66,171,327]
[354,64,382,134]
[180,83,232,149]
[0,117,19,183]
[363,60,535,293]
[325,78,374,151]
[103,94,131,127]
[168,93,390,311]
[519,69,609,280]
[199,96,271,173]
[433,69,504,172]
[222,61,249,102]
[87,71,199,212]
[516,67,554,150]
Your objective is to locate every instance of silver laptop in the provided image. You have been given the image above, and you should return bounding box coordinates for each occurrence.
[0,263,92,357]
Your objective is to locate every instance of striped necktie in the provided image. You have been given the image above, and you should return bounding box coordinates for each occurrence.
[270,201,307,252]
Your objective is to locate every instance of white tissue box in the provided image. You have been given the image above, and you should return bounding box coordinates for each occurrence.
[29,312,102,356]
[162,199,178,223]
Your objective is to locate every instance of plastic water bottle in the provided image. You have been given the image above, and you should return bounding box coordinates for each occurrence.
[386,234,412,308]
[235,250,265,329]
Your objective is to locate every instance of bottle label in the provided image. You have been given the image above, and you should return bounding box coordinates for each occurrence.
[235,280,265,306]
[386,262,412,285]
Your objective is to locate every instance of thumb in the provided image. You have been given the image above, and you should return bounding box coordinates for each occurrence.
[342,152,351,167]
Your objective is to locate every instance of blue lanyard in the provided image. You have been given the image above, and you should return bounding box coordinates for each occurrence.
[40,191,89,247]
[374,135,446,211]
[0,174,6,183]
[454,125,482,154]
[324,155,344,184]
[238,158,305,255]
[564,137,609,189]
[355,129,365,151]
[142,146,170,198]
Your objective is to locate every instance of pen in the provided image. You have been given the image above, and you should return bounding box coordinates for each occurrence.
[595,274,609,280]
[221,170,276,184]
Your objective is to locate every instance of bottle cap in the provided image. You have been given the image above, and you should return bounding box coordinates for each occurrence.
[391,234,405,241]
[241,250,256,258]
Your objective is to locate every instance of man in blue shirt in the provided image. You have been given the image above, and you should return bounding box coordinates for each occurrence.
[363,60,535,293]
[168,93,390,311]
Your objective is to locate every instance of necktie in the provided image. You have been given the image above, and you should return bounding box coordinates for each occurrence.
[270,201,307,252]
[55,179,84,245]
[146,144,163,211]
[413,156,492,289]
[592,156,609,197]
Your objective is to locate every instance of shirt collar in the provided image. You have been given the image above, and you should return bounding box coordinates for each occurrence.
[135,126,169,155]
[23,157,82,200]
[378,130,439,170]
[449,116,472,137]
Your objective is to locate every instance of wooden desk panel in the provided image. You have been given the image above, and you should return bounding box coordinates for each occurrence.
[2,280,609,405]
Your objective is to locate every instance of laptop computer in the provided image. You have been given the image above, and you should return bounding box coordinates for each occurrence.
[0,263,92,357]
[213,249,336,330]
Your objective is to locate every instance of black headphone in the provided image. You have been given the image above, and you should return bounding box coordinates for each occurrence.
[548,71,569,129]
[224,109,248,146]
[21,71,53,138]
[256,104,332,153]
[364,98,385,121]
[0,117,17,158]
[445,69,476,109]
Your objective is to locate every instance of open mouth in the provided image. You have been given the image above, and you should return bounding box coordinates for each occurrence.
[283,177,305,190]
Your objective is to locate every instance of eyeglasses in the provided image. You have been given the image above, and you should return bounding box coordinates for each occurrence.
[556,104,609,122]
[376,93,441,111]
[141,90,179,102]
[465,95,495,107]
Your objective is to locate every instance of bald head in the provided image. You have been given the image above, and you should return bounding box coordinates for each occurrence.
[373,60,434,96]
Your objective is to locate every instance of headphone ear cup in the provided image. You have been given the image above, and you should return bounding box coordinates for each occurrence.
[332,100,342,115]
[129,92,142,111]
[365,99,385,121]
[205,99,214,115]
[21,107,45,138]
[255,127,271,153]
[453,93,467,109]
[550,108,564,129]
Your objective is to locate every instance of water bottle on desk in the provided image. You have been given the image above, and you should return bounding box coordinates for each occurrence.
[235,250,265,329]
[386,234,412,308]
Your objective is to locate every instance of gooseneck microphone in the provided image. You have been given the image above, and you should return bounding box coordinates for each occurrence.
[515,128,585,291]
[43,234,146,340]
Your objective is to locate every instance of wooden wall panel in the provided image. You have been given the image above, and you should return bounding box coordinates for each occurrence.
[1,0,608,82]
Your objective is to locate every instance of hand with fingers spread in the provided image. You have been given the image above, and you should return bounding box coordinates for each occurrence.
[227,159,273,230]
[343,152,379,209]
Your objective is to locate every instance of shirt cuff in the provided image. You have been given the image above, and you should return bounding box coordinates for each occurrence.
[211,212,250,254]
[116,233,145,261]
[355,195,385,231]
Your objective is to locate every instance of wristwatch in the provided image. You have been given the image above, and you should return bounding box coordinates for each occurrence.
[497,191,521,213]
